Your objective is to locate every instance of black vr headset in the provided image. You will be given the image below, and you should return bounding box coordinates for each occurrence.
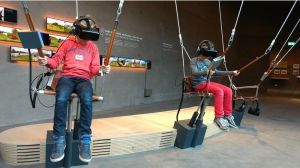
[196,40,219,58]
[70,15,100,41]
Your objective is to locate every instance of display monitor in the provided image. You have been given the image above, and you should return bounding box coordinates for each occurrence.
[49,34,67,47]
[46,17,73,33]
[40,32,50,46]
[0,25,20,43]
[108,56,151,69]
[0,7,17,24]
[10,46,52,62]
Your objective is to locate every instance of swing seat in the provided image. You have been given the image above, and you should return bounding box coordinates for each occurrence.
[177,76,213,115]
[233,96,258,101]
[182,76,213,96]
[38,89,103,101]
[233,85,259,101]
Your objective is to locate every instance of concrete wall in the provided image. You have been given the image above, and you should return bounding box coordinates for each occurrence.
[1,1,298,128]
[0,1,172,127]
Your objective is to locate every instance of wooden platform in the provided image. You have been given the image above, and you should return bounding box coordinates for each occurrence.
[0,106,221,166]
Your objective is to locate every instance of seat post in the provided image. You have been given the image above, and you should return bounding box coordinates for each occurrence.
[73,99,80,140]
[67,98,73,133]
[65,97,74,168]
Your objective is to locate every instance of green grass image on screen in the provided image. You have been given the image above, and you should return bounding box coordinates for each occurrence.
[47,24,64,33]
[0,28,20,43]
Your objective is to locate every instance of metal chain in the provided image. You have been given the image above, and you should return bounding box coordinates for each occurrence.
[116,0,124,21]
[175,0,192,78]
[218,0,243,90]
[228,0,244,47]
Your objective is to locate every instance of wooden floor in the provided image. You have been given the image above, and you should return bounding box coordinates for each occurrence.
[0,106,221,166]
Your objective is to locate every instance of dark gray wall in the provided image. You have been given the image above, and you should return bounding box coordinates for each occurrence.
[0,1,186,127]
[1,1,298,128]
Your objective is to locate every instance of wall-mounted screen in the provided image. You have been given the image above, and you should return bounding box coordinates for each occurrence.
[46,17,73,33]
[106,56,151,69]
[49,34,67,47]
[40,32,50,46]
[10,46,52,62]
[0,25,20,43]
[0,7,17,24]
[39,32,67,47]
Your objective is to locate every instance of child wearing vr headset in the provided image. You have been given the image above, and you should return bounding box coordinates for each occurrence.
[39,15,110,163]
[190,40,239,131]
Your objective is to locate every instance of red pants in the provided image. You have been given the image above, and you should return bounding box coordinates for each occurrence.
[195,82,232,118]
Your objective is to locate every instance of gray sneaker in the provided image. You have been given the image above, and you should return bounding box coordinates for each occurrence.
[79,135,92,163]
[50,135,66,162]
[214,118,229,131]
[225,115,238,128]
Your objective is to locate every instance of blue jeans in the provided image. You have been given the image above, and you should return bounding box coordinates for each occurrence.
[53,77,93,137]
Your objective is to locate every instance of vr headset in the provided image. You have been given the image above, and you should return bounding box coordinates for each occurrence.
[198,49,218,58]
[196,40,219,58]
[71,16,100,41]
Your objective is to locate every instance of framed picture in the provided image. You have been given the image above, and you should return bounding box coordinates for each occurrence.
[0,6,17,24]
[103,55,151,69]
[0,25,20,43]
[49,34,67,47]
[292,70,299,76]
[281,69,288,75]
[46,17,73,33]
[293,64,299,69]
[273,69,280,75]
[10,46,52,62]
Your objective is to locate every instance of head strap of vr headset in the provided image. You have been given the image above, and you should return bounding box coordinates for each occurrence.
[73,15,100,41]
[74,15,96,29]
[196,40,218,58]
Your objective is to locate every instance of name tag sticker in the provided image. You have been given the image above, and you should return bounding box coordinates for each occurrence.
[75,54,83,61]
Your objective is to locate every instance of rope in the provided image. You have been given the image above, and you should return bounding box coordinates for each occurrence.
[274,35,300,70]
[228,0,244,48]
[175,0,192,78]
[175,0,185,78]
[218,0,225,52]
[218,0,243,90]
[239,0,298,72]
[259,9,300,82]
[75,0,78,19]
[273,17,300,64]
[264,0,297,55]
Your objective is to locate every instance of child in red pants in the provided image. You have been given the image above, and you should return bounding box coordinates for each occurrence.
[191,40,239,131]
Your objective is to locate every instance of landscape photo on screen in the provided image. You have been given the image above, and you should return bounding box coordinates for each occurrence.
[109,56,150,69]
[47,17,65,33]
[10,46,52,62]
[64,21,73,33]
[49,34,67,47]
[47,17,73,33]
[0,25,20,42]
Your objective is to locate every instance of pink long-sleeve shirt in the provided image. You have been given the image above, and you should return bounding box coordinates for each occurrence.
[47,38,100,80]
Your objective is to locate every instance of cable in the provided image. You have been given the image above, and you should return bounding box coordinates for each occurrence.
[273,17,300,65]
[239,0,298,72]
[175,0,186,78]
[259,17,300,82]
[218,0,242,90]
[218,0,225,52]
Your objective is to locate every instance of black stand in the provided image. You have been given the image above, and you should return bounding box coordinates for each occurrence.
[174,94,210,149]
[45,97,87,168]
[173,120,196,149]
[232,100,247,127]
